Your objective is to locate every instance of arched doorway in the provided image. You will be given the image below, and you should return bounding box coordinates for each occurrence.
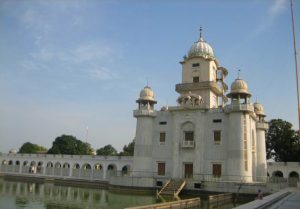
[72,163,80,177]
[271,170,285,183]
[37,161,43,174]
[46,162,54,175]
[54,162,62,176]
[22,161,29,173]
[15,160,20,173]
[81,163,92,178]
[272,170,283,177]
[288,171,299,187]
[93,163,103,179]
[62,162,70,176]
[121,165,131,176]
[106,164,117,179]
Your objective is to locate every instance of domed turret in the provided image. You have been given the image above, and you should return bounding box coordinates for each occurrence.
[139,86,155,101]
[254,102,266,117]
[9,148,17,154]
[136,86,157,111]
[227,78,251,98]
[187,28,215,60]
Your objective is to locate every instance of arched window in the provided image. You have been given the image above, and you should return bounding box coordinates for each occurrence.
[181,122,195,147]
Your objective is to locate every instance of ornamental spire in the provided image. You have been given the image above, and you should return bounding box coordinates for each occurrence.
[198,26,204,41]
[199,27,202,38]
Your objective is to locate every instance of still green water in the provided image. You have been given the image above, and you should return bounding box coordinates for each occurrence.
[0,178,249,209]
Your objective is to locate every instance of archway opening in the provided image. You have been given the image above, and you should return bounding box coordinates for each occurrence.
[289,171,299,178]
[272,170,283,177]
[63,163,70,168]
[122,165,130,176]
[37,161,43,173]
[94,163,102,171]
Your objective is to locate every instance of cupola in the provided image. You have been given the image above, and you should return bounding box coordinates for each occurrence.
[187,28,215,60]
[139,86,155,101]
[254,102,265,116]
[227,78,251,104]
[136,86,157,110]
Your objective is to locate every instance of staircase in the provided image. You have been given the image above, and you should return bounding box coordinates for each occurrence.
[158,179,186,197]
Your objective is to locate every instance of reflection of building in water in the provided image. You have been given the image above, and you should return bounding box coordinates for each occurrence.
[0,179,157,208]
[0,179,108,208]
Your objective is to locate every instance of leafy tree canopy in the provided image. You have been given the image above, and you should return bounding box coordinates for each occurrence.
[19,142,47,154]
[119,140,135,156]
[48,135,93,155]
[266,119,300,161]
[96,144,117,156]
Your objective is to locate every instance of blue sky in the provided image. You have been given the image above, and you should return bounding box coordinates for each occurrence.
[0,0,299,153]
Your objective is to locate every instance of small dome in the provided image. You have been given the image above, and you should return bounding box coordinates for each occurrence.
[188,37,215,59]
[254,102,265,116]
[227,78,251,97]
[9,149,17,154]
[139,86,155,101]
[160,106,169,111]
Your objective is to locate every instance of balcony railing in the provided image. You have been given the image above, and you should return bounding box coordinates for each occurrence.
[181,140,195,148]
[224,104,254,113]
[256,122,269,130]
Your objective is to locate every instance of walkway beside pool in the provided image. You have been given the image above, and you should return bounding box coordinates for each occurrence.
[234,187,300,209]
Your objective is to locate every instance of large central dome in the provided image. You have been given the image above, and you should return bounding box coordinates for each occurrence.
[187,35,215,59]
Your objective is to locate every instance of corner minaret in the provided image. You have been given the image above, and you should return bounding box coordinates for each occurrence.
[226,78,253,181]
[254,102,268,181]
[175,28,228,108]
[132,86,157,177]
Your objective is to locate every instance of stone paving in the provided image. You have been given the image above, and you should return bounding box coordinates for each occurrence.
[234,188,300,209]
[267,189,300,209]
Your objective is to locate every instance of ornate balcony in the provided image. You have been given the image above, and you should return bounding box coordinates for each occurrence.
[181,140,195,148]
[175,81,223,95]
[224,104,254,113]
[133,109,157,117]
[256,122,269,130]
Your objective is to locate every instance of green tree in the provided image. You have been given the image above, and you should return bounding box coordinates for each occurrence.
[119,140,135,156]
[48,135,93,155]
[96,144,117,156]
[266,119,300,161]
[19,142,47,154]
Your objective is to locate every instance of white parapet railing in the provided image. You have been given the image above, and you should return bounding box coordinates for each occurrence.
[181,140,195,148]
[124,198,200,209]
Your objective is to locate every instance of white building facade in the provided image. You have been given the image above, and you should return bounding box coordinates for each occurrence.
[132,31,269,183]
[0,31,274,192]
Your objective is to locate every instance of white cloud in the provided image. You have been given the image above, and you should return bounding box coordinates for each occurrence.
[22,42,121,81]
[269,0,286,16]
[250,0,287,38]
[88,67,119,80]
